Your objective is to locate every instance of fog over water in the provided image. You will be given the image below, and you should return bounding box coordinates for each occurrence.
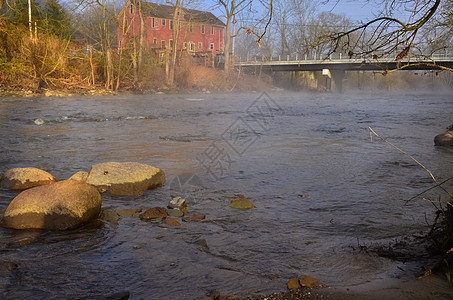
[0,91,452,299]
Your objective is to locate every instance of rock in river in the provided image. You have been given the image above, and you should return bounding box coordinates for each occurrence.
[229,195,255,210]
[434,131,453,147]
[86,162,165,196]
[1,167,56,190]
[69,171,89,183]
[1,180,102,230]
[139,207,168,220]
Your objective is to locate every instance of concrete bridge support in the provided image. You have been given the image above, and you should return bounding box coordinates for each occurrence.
[331,70,345,92]
[322,69,345,92]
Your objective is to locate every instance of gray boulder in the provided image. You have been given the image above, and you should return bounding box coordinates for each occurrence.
[434,131,453,147]
[1,167,56,190]
[86,162,165,196]
[1,180,102,230]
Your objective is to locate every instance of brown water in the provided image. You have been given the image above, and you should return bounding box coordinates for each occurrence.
[0,91,452,299]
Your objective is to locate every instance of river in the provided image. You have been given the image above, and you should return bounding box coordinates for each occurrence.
[0,91,452,299]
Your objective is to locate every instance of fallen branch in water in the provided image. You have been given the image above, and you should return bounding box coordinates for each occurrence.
[368,127,436,182]
[369,126,453,274]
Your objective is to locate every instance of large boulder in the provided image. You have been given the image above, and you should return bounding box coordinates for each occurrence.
[69,171,89,183]
[1,180,102,230]
[434,131,453,147]
[86,162,165,196]
[1,167,56,190]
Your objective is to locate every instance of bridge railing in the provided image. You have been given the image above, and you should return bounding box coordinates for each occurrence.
[235,51,453,64]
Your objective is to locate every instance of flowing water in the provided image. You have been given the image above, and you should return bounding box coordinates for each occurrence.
[0,91,452,299]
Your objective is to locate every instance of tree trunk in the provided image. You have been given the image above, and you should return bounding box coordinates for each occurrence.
[105,47,113,90]
[167,0,182,86]
[224,13,232,74]
[138,0,145,73]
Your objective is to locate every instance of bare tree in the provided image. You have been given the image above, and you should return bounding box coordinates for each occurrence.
[215,0,272,74]
[166,0,182,86]
[325,0,444,61]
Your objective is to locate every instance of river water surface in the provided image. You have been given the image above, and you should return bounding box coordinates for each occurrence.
[0,91,452,299]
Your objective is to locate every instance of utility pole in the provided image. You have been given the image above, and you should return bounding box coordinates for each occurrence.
[28,0,33,40]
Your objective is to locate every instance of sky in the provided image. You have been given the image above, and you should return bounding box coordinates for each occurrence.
[144,0,384,24]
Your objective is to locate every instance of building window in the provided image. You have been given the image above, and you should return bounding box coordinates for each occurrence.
[161,40,166,49]
[162,19,166,26]
[211,25,214,35]
[183,42,188,49]
[169,40,173,48]
[210,43,214,50]
[170,20,173,30]
[198,42,202,49]
[130,4,133,14]
[189,42,195,51]
[152,18,155,28]
[201,24,205,34]
[119,40,122,47]
[153,38,157,45]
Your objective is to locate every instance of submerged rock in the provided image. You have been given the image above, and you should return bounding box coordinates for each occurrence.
[1,167,56,190]
[163,217,181,226]
[167,208,184,217]
[86,162,165,196]
[287,278,302,290]
[100,209,121,224]
[229,195,255,210]
[2,180,102,230]
[299,275,318,288]
[434,131,453,147]
[100,208,142,224]
[182,212,206,222]
[287,275,318,291]
[139,207,168,220]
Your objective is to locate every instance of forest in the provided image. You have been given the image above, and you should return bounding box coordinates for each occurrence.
[0,0,452,95]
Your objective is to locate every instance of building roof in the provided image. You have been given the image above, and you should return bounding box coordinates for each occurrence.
[133,1,225,27]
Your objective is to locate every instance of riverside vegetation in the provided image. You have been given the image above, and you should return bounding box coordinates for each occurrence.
[0,13,270,96]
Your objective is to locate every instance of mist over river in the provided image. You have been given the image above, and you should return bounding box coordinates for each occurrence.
[1,91,453,299]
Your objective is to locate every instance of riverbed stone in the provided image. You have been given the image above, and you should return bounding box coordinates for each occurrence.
[1,167,56,190]
[1,180,102,230]
[168,196,186,209]
[229,195,255,210]
[182,212,206,222]
[69,171,89,183]
[163,217,181,226]
[299,275,318,288]
[287,278,302,290]
[100,209,121,224]
[167,208,184,217]
[434,131,453,147]
[86,162,165,196]
[139,207,168,220]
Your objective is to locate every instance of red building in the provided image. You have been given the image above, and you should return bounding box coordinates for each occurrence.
[118,0,225,56]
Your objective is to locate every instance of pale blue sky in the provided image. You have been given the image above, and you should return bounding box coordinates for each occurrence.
[144,0,382,23]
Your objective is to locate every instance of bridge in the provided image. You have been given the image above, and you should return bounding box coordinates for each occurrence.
[234,53,453,91]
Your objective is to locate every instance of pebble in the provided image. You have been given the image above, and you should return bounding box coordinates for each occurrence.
[168,196,186,209]
[34,118,45,125]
